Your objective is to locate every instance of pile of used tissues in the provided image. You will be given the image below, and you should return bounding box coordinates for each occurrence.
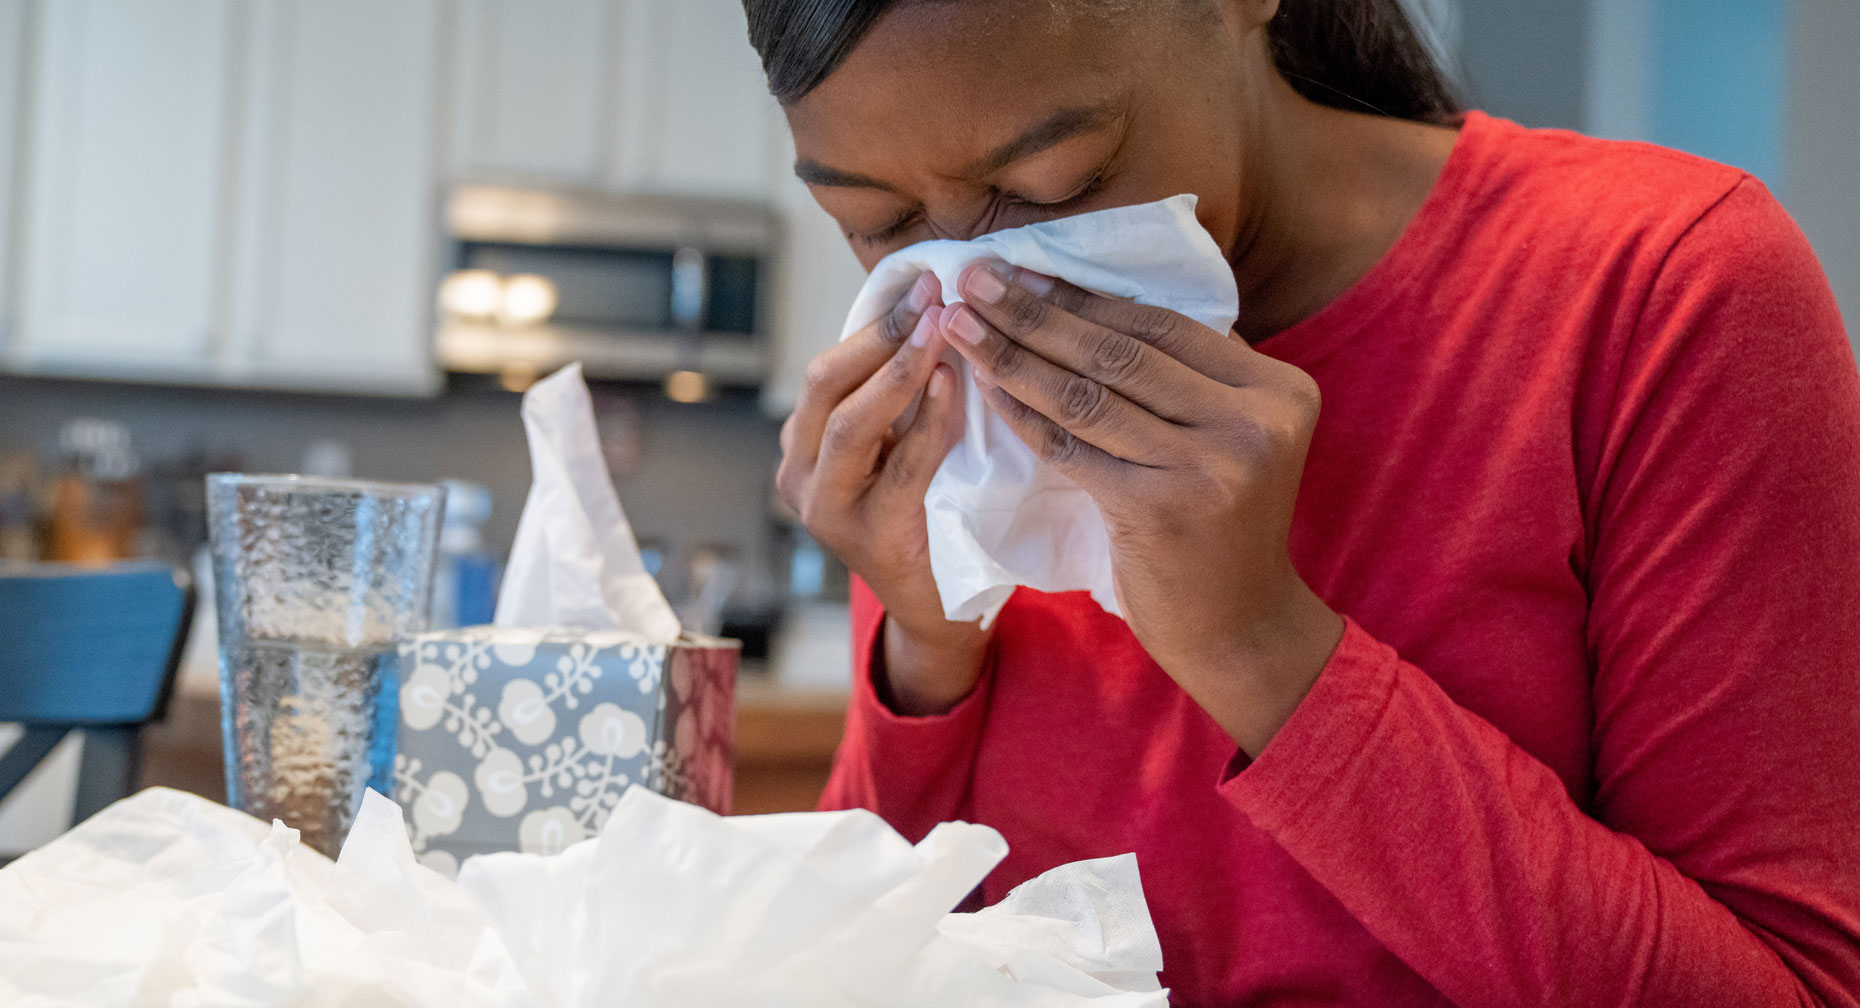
[0,787,1167,1006]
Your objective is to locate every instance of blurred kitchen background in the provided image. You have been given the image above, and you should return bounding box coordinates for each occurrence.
[0,0,1854,845]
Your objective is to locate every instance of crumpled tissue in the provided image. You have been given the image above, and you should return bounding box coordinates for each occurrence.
[841,194,1240,624]
[494,362,681,640]
[0,787,1167,1006]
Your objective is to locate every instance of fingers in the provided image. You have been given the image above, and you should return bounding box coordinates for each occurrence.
[880,363,966,494]
[973,373,1126,490]
[809,309,951,506]
[783,272,941,470]
[999,267,1273,390]
[942,300,1176,466]
[952,263,1219,423]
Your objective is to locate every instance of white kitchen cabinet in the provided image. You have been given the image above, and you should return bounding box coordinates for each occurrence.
[0,0,23,356]
[609,0,781,199]
[224,0,444,394]
[11,0,236,378]
[446,0,779,198]
[450,0,615,183]
[9,0,442,394]
[1,0,803,396]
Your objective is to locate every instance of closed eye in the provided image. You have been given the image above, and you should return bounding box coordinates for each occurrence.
[1002,166,1113,212]
[849,164,1115,248]
[852,209,923,248]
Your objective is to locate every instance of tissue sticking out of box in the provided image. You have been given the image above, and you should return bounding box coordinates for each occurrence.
[494,363,681,642]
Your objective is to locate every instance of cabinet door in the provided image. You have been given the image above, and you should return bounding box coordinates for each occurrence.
[610,0,780,199]
[226,0,443,394]
[450,0,615,183]
[0,0,23,356]
[14,0,235,375]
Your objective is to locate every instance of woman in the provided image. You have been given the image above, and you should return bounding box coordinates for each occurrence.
[753,1,1860,1004]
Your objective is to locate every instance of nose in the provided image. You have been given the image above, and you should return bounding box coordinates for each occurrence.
[924,192,1010,242]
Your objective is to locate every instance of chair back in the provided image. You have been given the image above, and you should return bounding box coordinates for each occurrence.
[0,563,194,725]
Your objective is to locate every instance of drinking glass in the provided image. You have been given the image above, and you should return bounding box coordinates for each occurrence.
[205,474,445,856]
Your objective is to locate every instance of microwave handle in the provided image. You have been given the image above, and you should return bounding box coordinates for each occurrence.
[670,246,709,333]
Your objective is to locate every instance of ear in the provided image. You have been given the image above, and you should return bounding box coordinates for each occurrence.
[1228,0,1280,30]
[1209,0,1278,45]
[1197,0,1276,66]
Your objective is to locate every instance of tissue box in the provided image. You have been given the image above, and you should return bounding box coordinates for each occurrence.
[391,626,737,873]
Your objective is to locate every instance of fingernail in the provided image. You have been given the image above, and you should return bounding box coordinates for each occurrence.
[908,272,937,313]
[927,364,953,399]
[1013,269,1055,296]
[908,311,935,348]
[973,369,996,391]
[962,265,1008,304]
[947,306,987,344]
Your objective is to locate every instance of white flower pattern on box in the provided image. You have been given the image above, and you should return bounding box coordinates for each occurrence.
[394,626,735,869]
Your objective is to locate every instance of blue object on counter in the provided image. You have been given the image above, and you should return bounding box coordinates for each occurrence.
[453,553,499,626]
[430,479,501,629]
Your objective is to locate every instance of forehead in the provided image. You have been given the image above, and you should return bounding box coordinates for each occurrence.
[783,2,1137,176]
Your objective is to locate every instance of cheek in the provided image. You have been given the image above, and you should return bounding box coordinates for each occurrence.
[1116,78,1251,247]
[1109,145,1245,254]
[1189,190,1243,254]
[853,245,889,272]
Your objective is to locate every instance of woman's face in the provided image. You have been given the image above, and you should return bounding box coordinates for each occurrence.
[785,0,1277,270]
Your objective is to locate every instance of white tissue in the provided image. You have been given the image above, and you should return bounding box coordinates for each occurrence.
[841,195,1239,623]
[494,363,681,640]
[0,788,1168,1006]
[0,788,527,1007]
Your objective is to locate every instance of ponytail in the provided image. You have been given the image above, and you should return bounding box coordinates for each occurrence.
[1267,0,1460,124]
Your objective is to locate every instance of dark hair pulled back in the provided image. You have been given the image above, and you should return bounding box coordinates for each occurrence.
[742,0,1459,125]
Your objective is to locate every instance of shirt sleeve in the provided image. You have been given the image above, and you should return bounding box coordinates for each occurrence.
[1224,178,1860,1007]
[815,577,994,843]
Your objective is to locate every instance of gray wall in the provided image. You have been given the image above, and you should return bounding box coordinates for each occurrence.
[1785,0,1860,340]
[1581,0,1856,344]
[1457,0,1589,128]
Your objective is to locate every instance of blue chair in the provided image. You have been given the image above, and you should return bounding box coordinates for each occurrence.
[0,562,195,828]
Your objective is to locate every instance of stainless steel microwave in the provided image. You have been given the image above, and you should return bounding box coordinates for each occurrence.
[434,184,778,391]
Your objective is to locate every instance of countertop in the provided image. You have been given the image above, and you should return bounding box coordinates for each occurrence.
[142,676,849,818]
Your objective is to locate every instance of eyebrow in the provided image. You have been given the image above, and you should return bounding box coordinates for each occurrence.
[965,102,1122,178]
[792,101,1123,191]
[792,161,900,191]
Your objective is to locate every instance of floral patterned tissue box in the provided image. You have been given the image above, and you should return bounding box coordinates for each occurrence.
[392,626,737,874]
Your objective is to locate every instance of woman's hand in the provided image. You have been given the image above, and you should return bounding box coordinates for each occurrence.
[939,263,1345,756]
[776,271,990,715]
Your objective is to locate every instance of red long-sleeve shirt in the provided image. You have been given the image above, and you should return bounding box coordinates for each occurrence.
[819,111,1860,1006]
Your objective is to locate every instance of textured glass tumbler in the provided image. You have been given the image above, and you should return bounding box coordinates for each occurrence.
[206,475,445,857]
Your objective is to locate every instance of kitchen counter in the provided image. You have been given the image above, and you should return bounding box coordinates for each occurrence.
[142,677,849,818]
